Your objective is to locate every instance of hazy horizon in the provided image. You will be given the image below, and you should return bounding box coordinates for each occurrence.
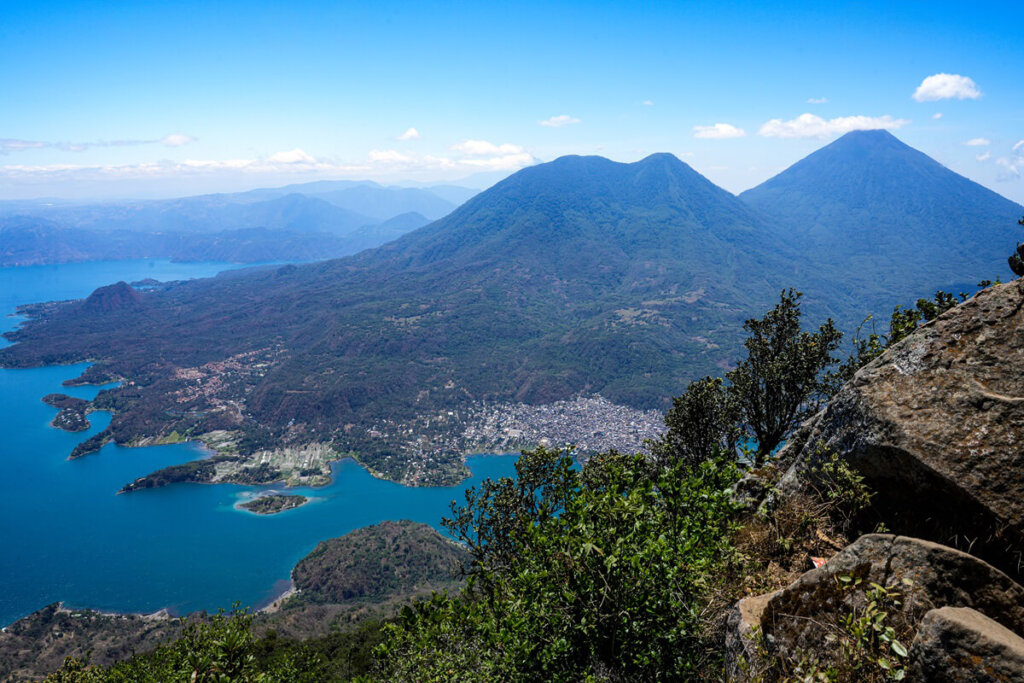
[2,1,1022,203]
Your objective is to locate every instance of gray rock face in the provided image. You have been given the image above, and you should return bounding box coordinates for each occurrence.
[724,591,779,680]
[726,534,1024,680]
[778,278,1024,579]
[908,607,1024,682]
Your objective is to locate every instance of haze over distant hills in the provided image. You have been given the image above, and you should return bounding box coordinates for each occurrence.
[0,180,477,266]
[1,131,1020,487]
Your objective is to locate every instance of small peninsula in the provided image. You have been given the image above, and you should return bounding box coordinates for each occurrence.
[42,393,91,432]
[239,493,308,515]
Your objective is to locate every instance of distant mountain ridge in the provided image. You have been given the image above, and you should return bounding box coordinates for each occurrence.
[0,180,474,265]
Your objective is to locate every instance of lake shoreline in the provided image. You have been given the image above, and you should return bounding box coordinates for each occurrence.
[0,259,520,629]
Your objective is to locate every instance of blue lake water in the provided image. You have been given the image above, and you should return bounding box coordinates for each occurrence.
[0,260,517,626]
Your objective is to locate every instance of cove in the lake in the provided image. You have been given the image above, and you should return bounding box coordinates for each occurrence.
[0,260,518,626]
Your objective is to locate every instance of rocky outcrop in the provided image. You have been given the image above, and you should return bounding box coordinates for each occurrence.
[908,607,1024,682]
[777,278,1024,579]
[727,534,1024,681]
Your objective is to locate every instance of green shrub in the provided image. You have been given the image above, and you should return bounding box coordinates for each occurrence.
[376,447,741,681]
[46,609,328,683]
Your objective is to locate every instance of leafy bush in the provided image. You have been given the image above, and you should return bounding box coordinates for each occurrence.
[1009,215,1024,277]
[375,447,740,681]
[744,576,912,682]
[727,289,843,467]
[655,376,740,469]
[45,609,329,683]
[804,445,873,533]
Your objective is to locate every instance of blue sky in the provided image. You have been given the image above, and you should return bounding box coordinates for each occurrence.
[1,0,1022,201]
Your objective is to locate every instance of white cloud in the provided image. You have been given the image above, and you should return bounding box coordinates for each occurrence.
[367,140,535,173]
[0,139,47,154]
[994,140,1024,178]
[397,127,420,141]
[180,158,255,170]
[912,73,982,102]
[459,153,536,170]
[267,148,318,164]
[641,100,654,106]
[368,149,412,163]
[446,140,534,170]
[538,115,580,128]
[758,113,910,139]
[162,133,196,147]
[2,134,196,154]
[964,138,991,146]
[0,138,539,190]
[806,97,828,104]
[450,140,525,155]
[976,152,992,162]
[932,112,943,120]
[692,123,746,139]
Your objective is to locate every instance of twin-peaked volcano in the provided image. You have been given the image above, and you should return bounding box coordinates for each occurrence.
[0,154,804,481]
[354,153,802,300]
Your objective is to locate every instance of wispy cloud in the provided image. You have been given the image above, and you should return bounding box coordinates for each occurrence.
[758,113,910,139]
[368,149,413,163]
[267,148,318,164]
[641,100,654,106]
[0,140,538,184]
[451,140,525,155]
[0,139,47,153]
[932,112,943,120]
[397,127,420,141]
[912,73,981,102]
[446,140,534,169]
[0,133,196,155]
[995,140,1024,179]
[806,97,828,104]
[538,115,580,128]
[976,152,992,162]
[964,137,990,146]
[692,123,746,139]
[162,133,196,147]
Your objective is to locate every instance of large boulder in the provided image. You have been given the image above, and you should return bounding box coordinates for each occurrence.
[778,278,1024,579]
[908,606,1024,682]
[726,534,1024,681]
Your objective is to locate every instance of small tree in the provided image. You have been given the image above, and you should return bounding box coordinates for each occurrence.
[1011,215,1024,278]
[727,289,842,467]
[655,376,740,469]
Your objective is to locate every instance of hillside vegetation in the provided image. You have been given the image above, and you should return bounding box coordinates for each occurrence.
[290,520,467,606]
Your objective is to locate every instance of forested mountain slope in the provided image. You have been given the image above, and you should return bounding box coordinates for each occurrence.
[0,153,812,484]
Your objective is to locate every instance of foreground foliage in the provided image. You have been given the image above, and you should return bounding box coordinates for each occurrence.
[726,289,842,465]
[655,289,841,470]
[44,611,385,682]
[376,447,740,681]
[1010,215,1024,277]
